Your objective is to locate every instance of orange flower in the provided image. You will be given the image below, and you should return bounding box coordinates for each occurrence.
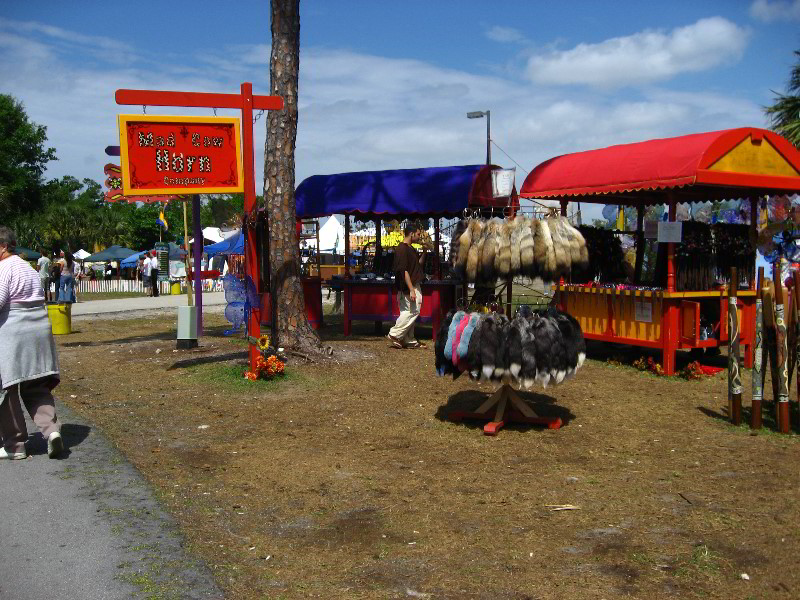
[255,355,268,370]
[244,370,258,381]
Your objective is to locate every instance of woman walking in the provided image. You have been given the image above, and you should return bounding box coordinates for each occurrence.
[57,250,76,303]
[0,226,63,459]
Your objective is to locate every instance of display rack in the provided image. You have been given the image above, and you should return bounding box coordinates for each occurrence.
[449,384,562,435]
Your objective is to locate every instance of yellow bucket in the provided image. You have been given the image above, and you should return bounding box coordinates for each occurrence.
[47,303,72,335]
[171,282,182,295]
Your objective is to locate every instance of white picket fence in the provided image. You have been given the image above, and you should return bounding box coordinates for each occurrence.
[47,279,225,295]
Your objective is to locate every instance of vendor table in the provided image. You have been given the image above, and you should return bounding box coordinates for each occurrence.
[341,279,458,337]
[261,276,324,330]
[555,284,757,375]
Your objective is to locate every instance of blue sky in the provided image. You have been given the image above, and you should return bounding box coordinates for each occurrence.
[1,0,798,221]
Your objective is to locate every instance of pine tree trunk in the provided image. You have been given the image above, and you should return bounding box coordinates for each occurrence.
[264,0,321,352]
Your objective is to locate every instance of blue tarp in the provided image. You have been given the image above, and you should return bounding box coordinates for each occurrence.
[204,231,244,257]
[295,165,485,218]
[120,243,186,267]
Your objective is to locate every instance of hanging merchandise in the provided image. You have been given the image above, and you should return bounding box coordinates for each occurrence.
[573,225,625,283]
[452,215,588,283]
[434,305,586,388]
[674,221,713,291]
[712,223,756,286]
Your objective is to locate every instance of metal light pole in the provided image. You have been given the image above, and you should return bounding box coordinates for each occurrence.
[467,110,491,165]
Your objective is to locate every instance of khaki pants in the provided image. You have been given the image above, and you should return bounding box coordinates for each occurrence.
[389,285,422,345]
[0,378,60,454]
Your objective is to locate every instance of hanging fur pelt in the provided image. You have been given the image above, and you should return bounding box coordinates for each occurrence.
[450,219,468,273]
[457,219,479,277]
[465,220,484,282]
[480,218,503,279]
[434,306,586,389]
[519,216,535,275]
[508,216,524,274]
[495,219,513,277]
[532,219,557,280]
[548,217,571,277]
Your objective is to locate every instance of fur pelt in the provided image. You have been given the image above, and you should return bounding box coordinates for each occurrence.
[533,219,557,280]
[450,219,468,272]
[465,220,484,283]
[568,222,590,267]
[509,216,524,274]
[558,217,583,267]
[435,311,456,375]
[478,312,502,380]
[519,216,535,274]
[465,314,485,379]
[443,309,465,365]
[495,219,513,276]
[480,218,502,279]
[548,217,570,276]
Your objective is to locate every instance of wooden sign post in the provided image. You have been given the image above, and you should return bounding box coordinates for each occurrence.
[115,84,283,368]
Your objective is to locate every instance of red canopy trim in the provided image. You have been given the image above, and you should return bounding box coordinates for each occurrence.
[520,128,800,201]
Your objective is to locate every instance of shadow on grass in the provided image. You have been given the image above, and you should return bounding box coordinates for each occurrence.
[167,351,248,370]
[435,387,576,431]
[62,331,175,347]
[698,402,800,435]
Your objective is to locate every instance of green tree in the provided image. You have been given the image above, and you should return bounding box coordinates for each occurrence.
[0,94,57,223]
[765,50,800,148]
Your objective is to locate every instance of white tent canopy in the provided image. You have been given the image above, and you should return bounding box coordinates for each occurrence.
[189,226,237,245]
[306,216,345,254]
[73,249,91,260]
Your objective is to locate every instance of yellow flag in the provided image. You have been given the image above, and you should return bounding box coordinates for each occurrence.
[616,206,625,231]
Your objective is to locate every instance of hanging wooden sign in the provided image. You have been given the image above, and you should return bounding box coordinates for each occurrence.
[118,115,244,196]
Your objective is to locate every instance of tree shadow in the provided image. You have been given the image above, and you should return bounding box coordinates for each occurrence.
[167,351,248,370]
[435,387,576,431]
[62,331,175,347]
[27,423,91,459]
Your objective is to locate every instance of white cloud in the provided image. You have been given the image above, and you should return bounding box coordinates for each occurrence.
[0,17,767,217]
[525,17,748,87]
[485,26,525,43]
[749,0,800,21]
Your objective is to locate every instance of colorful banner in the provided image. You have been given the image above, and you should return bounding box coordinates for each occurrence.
[118,115,243,195]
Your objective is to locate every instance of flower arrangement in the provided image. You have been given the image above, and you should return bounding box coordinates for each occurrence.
[243,334,285,381]
[633,356,664,376]
[679,361,705,381]
[244,354,285,381]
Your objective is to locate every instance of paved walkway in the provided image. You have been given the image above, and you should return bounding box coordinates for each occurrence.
[0,402,223,599]
[72,291,227,318]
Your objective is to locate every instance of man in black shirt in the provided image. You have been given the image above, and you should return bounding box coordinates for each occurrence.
[388,223,427,349]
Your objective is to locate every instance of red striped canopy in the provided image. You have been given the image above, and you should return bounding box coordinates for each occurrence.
[520,128,800,203]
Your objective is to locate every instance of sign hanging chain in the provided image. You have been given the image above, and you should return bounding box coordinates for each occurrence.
[142,105,147,115]
[253,109,264,125]
[213,107,218,117]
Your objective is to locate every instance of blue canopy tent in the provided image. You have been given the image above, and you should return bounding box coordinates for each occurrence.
[84,245,139,262]
[204,231,244,257]
[295,164,517,218]
[120,243,187,268]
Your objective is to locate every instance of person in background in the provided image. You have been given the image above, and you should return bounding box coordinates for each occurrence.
[57,250,76,304]
[48,253,60,303]
[387,221,427,349]
[72,256,82,303]
[36,249,51,302]
[0,226,63,460]
[149,250,160,297]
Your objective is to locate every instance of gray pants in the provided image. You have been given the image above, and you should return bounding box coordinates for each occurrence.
[0,378,60,454]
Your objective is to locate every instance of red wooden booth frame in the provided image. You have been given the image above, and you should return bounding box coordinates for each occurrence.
[520,127,800,375]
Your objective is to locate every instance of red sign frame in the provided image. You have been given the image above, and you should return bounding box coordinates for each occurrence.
[118,115,244,196]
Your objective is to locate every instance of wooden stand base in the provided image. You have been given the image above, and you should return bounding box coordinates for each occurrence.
[750,399,762,430]
[778,401,790,434]
[449,384,562,436]
[731,393,742,425]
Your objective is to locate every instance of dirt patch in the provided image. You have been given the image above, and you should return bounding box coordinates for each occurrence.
[54,313,800,599]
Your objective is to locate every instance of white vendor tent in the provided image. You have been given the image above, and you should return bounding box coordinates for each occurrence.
[74,249,91,260]
[308,215,345,254]
[189,226,238,245]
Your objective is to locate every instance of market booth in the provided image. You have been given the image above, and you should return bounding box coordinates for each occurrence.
[296,164,519,335]
[520,127,800,375]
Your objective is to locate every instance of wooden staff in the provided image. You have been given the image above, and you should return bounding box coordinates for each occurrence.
[774,264,790,433]
[794,271,800,428]
[751,267,764,429]
[728,267,742,425]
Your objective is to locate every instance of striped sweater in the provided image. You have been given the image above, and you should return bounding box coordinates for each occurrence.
[0,255,45,311]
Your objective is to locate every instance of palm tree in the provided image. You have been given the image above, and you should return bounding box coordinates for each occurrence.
[765,50,800,148]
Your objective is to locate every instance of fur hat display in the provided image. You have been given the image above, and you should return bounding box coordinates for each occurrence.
[435,306,585,388]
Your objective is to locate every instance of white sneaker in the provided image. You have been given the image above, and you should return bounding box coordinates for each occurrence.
[0,447,27,460]
[47,432,64,458]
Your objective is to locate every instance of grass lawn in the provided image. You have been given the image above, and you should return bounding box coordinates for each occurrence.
[76,292,148,301]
